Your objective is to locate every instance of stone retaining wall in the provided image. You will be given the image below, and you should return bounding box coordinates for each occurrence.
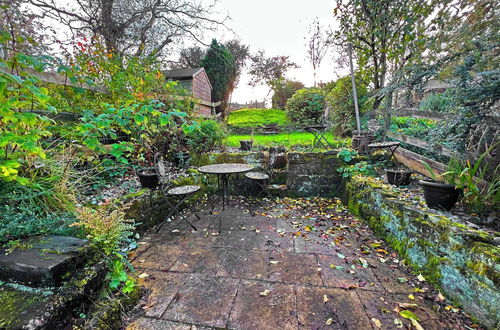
[191,151,345,197]
[341,175,499,328]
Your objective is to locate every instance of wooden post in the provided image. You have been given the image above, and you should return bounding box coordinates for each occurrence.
[348,43,361,132]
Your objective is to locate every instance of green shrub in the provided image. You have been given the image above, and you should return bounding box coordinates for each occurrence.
[227,108,288,128]
[285,88,326,126]
[326,76,370,136]
[0,182,79,244]
[185,120,226,153]
[271,79,304,109]
[418,90,458,113]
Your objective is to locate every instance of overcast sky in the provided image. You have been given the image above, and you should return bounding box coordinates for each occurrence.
[215,0,348,105]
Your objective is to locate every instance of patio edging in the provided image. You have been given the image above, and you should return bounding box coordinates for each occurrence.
[341,175,499,328]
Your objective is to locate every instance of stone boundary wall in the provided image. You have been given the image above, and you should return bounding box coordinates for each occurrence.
[286,152,344,197]
[341,175,499,328]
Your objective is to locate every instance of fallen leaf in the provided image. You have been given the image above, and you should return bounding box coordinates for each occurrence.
[410,318,424,330]
[417,274,426,282]
[408,294,415,300]
[397,277,408,283]
[399,310,420,321]
[269,260,280,264]
[337,253,346,259]
[172,229,180,233]
[436,292,445,301]
[399,303,418,309]
[259,289,271,297]
[138,259,145,263]
[323,294,329,303]
[371,318,382,328]
[325,318,334,325]
[394,318,404,328]
[138,272,149,279]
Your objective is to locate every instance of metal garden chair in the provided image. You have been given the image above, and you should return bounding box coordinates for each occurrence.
[245,155,274,216]
[154,153,201,233]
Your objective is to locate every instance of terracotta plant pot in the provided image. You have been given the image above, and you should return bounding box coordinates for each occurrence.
[136,167,158,189]
[419,180,461,211]
[386,169,412,186]
[240,140,254,151]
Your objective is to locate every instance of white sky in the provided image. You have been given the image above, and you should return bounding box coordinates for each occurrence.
[215,0,348,105]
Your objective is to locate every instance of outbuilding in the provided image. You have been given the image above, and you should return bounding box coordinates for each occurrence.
[164,67,219,117]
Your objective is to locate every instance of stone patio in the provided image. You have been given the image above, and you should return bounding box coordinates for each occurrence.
[126,198,477,330]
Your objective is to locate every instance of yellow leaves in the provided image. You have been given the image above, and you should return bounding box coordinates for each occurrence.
[416,274,426,282]
[376,248,389,255]
[259,289,271,297]
[325,318,334,325]
[371,318,382,328]
[138,272,149,279]
[408,294,415,300]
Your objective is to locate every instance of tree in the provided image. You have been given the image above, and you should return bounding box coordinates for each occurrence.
[305,19,332,87]
[223,39,250,106]
[248,50,298,97]
[0,0,52,59]
[27,0,227,58]
[271,79,305,109]
[173,46,205,69]
[333,0,442,109]
[200,39,236,115]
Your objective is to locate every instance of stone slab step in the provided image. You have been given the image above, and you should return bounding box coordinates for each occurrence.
[0,236,91,287]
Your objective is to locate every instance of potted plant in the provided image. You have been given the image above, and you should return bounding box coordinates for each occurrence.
[240,129,254,151]
[386,168,412,186]
[170,127,191,167]
[418,160,461,211]
[136,167,159,189]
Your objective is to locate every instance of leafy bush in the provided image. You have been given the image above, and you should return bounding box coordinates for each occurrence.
[326,75,370,136]
[285,88,326,126]
[337,161,375,178]
[390,117,437,139]
[227,108,288,128]
[184,120,226,153]
[0,181,79,244]
[418,90,458,113]
[271,79,304,109]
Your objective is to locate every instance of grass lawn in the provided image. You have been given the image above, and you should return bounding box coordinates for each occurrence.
[225,131,350,149]
[227,108,288,128]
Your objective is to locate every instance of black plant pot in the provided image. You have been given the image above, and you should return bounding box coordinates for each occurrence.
[173,152,190,167]
[240,140,254,151]
[419,180,461,211]
[386,169,412,186]
[136,167,158,189]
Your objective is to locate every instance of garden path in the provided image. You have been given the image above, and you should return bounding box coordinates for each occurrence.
[126,198,476,330]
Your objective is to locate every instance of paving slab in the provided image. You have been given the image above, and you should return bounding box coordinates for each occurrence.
[127,200,478,330]
[216,249,269,280]
[228,280,297,330]
[268,251,322,285]
[318,254,385,291]
[296,286,372,329]
[170,247,226,275]
[135,271,186,318]
[132,243,186,271]
[127,317,192,330]
[161,274,239,328]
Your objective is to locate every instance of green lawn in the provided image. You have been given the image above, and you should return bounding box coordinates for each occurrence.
[225,132,350,149]
[227,108,288,128]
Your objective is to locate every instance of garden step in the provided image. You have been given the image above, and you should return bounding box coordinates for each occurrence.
[0,235,92,287]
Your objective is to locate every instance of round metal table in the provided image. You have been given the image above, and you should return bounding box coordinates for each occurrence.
[198,163,254,211]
